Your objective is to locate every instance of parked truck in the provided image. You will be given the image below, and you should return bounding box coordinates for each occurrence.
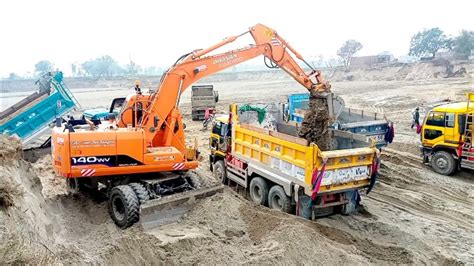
[191,85,219,120]
[285,92,389,148]
[209,104,380,218]
[421,92,474,175]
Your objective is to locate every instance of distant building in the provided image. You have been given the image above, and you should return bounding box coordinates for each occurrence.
[350,54,393,67]
[397,55,417,64]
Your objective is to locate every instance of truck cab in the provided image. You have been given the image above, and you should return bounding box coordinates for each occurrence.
[421,95,474,175]
[209,115,231,170]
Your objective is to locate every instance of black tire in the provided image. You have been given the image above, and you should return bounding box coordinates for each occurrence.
[67,178,80,194]
[213,161,227,184]
[431,151,456,176]
[249,177,269,206]
[128,182,150,205]
[67,178,88,194]
[108,185,140,228]
[268,185,293,213]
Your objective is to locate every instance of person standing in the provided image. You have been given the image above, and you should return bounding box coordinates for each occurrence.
[384,121,395,144]
[411,107,420,129]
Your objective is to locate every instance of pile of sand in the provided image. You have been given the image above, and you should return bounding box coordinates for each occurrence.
[0,136,56,263]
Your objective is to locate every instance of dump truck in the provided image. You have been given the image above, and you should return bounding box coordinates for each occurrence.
[209,104,380,217]
[421,92,474,175]
[285,92,389,148]
[0,71,79,149]
[191,85,219,120]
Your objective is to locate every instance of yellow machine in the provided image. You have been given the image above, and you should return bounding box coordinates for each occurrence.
[421,93,474,175]
[209,104,380,217]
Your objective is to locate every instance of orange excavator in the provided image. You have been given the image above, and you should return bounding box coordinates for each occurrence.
[52,23,331,228]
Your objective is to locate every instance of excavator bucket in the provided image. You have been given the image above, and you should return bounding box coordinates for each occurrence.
[140,185,224,230]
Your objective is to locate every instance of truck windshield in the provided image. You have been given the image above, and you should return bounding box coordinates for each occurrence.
[426,112,445,127]
[212,122,223,136]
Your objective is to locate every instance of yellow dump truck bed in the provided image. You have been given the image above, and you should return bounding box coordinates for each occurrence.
[232,123,378,196]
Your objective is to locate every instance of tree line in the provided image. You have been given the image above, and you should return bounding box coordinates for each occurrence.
[5,28,473,79]
[336,28,472,67]
[6,56,163,80]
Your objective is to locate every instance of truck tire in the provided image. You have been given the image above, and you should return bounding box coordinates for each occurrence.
[213,161,227,184]
[431,151,456,176]
[249,177,269,206]
[108,185,140,228]
[268,185,293,213]
[128,183,150,205]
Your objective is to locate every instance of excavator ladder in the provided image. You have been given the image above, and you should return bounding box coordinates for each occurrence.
[461,92,474,170]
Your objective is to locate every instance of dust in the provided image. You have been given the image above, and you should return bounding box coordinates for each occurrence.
[299,92,332,150]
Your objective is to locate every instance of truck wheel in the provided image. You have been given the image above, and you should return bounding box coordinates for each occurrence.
[431,151,456,175]
[213,161,227,184]
[128,183,150,205]
[268,185,293,213]
[108,185,140,228]
[249,177,269,206]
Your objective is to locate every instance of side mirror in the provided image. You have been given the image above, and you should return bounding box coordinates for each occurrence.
[154,116,159,127]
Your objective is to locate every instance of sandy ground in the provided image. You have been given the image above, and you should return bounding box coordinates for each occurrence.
[1,64,473,264]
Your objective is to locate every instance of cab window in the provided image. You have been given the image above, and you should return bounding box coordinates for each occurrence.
[212,122,223,135]
[426,112,445,127]
[445,113,455,128]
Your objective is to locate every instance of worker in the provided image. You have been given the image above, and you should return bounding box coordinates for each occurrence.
[411,107,420,130]
[134,80,142,95]
[384,121,395,144]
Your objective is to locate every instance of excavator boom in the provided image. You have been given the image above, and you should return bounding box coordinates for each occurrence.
[138,23,330,147]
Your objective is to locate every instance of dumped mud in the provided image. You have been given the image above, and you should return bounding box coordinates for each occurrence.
[299,93,332,150]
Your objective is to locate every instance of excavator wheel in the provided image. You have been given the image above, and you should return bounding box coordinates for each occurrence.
[129,183,150,205]
[67,178,81,195]
[109,185,140,228]
[67,178,88,195]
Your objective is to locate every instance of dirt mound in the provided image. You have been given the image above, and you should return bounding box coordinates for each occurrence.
[0,135,22,160]
[0,146,56,263]
[326,61,471,82]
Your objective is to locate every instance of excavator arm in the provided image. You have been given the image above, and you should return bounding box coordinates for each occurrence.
[138,23,330,146]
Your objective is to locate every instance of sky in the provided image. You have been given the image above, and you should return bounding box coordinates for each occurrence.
[0,0,472,77]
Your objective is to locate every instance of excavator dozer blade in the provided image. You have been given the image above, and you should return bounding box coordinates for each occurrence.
[140,185,225,230]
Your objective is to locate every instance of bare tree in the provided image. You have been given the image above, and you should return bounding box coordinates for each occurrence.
[337,40,363,67]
